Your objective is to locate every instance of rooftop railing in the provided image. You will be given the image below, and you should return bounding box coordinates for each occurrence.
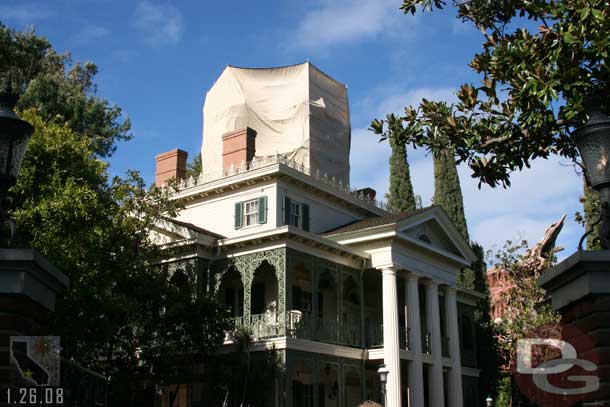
[170,154,389,211]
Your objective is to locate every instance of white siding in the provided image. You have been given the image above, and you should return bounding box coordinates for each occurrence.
[174,179,370,238]
[277,181,364,233]
[176,182,278,238]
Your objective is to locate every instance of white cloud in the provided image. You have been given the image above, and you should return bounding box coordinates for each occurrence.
[76,25,110,43]
[378,87,456,117]
[350,127,392,196]
[350,87,456,199]
[350,86,585,256]
[0,3,54,23]
[292,0,412,50]
[133,1,184,47]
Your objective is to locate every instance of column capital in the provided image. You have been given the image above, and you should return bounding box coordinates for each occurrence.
[444,285,458,296]
[406,272,421,282]
[379,265,398,275]
[422,278,440,287]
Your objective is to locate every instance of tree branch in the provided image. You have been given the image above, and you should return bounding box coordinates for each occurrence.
[481,135,511,148]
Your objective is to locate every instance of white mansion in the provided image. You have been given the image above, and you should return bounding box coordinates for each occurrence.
[152,63,485,407]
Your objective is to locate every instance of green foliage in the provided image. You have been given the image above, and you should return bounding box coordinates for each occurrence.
[372,1,610,188]
[0,23,130,157]
[457,267,475,290]
[468,242,501,402]
[187,152,203,178]
[495,376,513,407]
[0,23,50,94]
[385,113,417,213]
[576,179,601,249]
[433,145,469,240]
[487,240,560,368]
[206,327,282,407]
[471,242,488,293]
[11,110,229,398]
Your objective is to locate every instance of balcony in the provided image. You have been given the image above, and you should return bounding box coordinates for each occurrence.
[461,349,477,368]
[287,312,360,346]
[227,311,361,347]
[441,336,450,357]
[365,323,411,350]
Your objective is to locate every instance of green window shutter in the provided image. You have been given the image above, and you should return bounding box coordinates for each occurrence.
[302,203,310,231]
[258,196,267,224]
[234,202,243,229]
[284,196,291,225]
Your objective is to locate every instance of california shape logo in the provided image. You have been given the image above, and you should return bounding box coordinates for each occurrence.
[10,336,60,386]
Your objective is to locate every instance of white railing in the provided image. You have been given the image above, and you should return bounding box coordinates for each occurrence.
[170,154,389,211]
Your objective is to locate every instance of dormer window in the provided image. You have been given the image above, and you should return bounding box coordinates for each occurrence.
[284,196,310,231]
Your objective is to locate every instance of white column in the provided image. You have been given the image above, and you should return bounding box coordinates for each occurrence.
[381,267,402,407]
[445,287,463,407]
[406,273,425,407]
[425,280,445,407]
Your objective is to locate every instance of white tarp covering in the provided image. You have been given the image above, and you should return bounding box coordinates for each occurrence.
[201,62,351,184]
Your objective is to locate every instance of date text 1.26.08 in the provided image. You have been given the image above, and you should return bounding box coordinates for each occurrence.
[6,388,64,405]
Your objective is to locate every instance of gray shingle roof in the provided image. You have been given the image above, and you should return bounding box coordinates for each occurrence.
[323,206,437,235]
[162,217,224,239]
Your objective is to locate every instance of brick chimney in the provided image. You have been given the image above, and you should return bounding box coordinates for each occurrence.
[155,149,188,187]
[357,187,377,200]
[222,127,256,172]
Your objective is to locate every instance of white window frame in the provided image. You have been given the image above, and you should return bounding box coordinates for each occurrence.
[243,199,259,227]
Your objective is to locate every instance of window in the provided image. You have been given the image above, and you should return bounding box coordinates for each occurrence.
[289,200,300,227]
[284,196,310,231]
[244,199,259,226]
[234,196,267,229]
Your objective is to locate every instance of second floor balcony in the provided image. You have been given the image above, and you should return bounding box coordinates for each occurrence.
[227,311,361,347]
[214,247,477,367]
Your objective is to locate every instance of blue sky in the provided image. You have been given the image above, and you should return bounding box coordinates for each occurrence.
[2,0,584,258]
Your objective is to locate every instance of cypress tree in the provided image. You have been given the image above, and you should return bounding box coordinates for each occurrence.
[386,114,417,213]
[433,146,469,241]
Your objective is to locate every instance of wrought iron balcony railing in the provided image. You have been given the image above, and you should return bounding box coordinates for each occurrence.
[226,314,282,341]
[226,312,361,347]
[228,314,456,357]
[169,153,389,211]
[366,323,384,348]
[365,323,411,350]
[287,311,361,347]
[423,332,432,354]
[441,336,450,357]
[461,349,477,368]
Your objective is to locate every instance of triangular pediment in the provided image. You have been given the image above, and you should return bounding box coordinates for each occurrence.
[402,219,461,256]
[395,207,476,265]
[324,206,477,267]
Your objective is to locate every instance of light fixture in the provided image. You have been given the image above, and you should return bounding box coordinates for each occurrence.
[377,364,389,384]
[0,93,34,245]
[486,396,493,407]
[377,364,389,407]
[573,95,610,249]
[0,93,33,195]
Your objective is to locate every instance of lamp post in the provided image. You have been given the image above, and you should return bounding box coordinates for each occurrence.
[573,95,610,249]
[486,396,493,406]
[377,364,389,407]
[0,92,33,245]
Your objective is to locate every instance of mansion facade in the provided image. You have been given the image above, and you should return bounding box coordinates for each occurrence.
[152,63,485,407]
